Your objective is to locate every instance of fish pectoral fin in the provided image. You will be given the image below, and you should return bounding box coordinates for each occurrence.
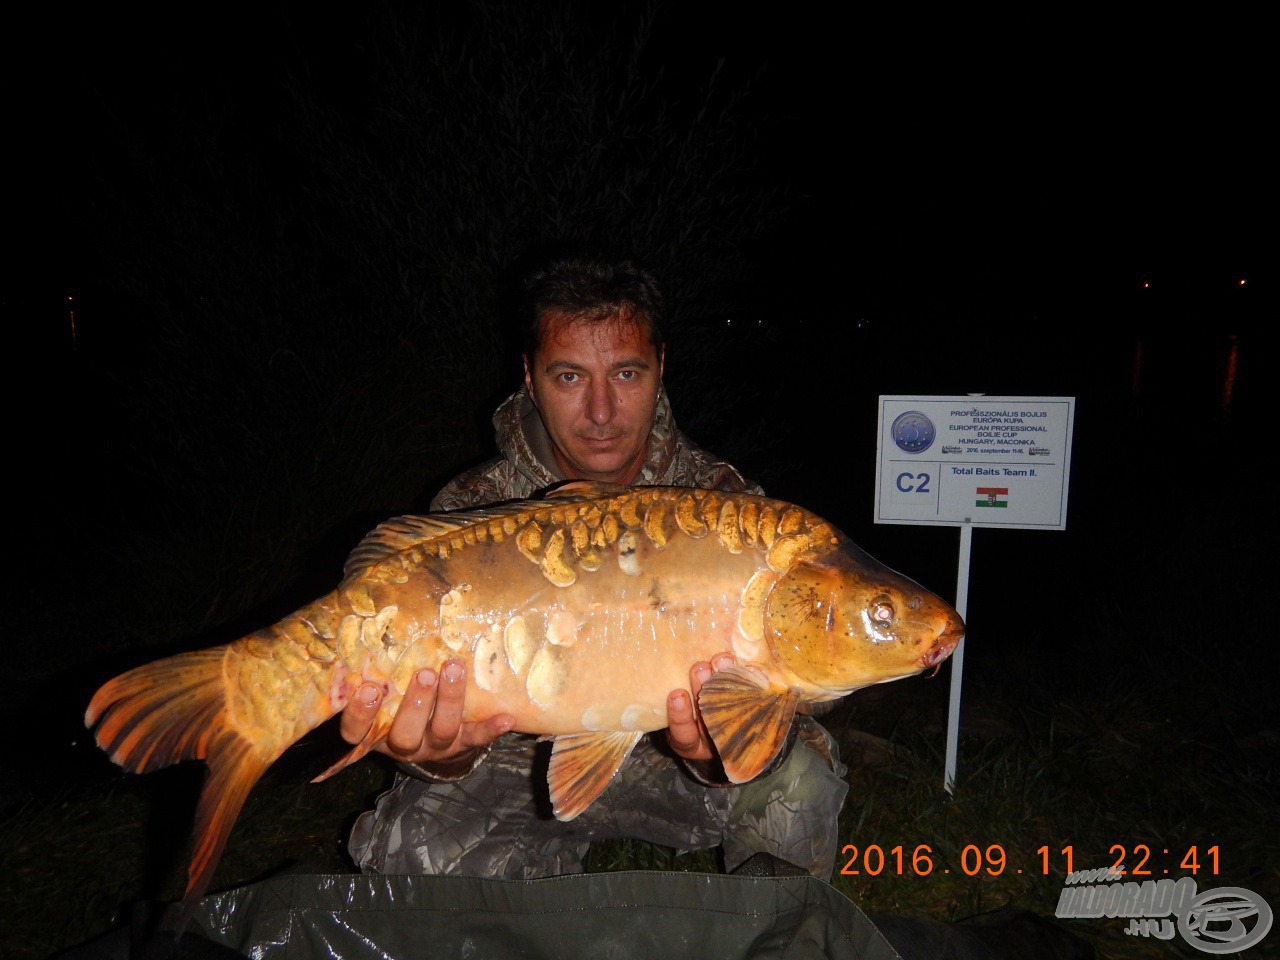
[547,730,644,821]
[697,666,801,784]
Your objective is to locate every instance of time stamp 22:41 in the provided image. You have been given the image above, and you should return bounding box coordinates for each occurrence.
[839,844,1223,878]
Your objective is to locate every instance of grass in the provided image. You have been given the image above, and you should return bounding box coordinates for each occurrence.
[6,653,1275,960]
[15,400,1271,960]
[8,443,1276,959]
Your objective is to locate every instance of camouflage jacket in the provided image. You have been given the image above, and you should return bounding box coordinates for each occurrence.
[431,385,761,511]
[406,384,772,785]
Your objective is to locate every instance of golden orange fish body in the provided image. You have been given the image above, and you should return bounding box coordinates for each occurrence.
[87,483,963,915]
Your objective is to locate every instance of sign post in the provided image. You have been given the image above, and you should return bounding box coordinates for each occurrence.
[874,395,1075,791]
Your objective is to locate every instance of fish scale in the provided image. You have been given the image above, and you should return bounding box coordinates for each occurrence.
[86,481,964,930]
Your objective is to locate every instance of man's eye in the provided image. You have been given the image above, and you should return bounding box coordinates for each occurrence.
[616,370,636,382]
[558,372,580,383]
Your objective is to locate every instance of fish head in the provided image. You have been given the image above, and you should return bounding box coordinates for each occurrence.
[763,533,964,697]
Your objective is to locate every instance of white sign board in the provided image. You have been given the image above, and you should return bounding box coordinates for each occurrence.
[875,395,1075,530]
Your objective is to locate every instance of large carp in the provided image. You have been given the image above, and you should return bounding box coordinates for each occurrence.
[88,482,963,914]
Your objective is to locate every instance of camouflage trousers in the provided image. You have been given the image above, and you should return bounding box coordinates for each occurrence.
[349,719,849,880]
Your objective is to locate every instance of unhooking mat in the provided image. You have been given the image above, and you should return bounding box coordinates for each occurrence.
[63,871,904,959]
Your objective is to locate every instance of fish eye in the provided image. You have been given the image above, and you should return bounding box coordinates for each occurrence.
[860,596,896,643]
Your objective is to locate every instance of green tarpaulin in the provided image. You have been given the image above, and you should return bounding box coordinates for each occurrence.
[66,871,903,959]
[191,872,902,959]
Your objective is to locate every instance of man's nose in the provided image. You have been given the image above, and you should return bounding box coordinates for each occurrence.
[586,379,615,425]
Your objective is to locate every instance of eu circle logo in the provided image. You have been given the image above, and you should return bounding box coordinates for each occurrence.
[891,411,936,454]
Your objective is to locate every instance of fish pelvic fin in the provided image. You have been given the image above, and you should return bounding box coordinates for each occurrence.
[697,666,801,783]
[85,646,283,912]
[547,730,644,821]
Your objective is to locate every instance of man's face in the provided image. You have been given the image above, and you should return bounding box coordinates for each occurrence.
[524,309,664,485]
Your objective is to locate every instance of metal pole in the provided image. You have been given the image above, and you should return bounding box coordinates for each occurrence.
[944,523,973,793]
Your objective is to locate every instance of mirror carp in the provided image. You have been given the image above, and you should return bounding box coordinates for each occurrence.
[87,482,964,919]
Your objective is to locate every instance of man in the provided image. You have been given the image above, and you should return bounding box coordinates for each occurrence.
[340,250,848,879]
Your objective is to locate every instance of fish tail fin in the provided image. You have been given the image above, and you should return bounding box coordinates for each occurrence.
[142,740,276,949]
[86,647,235,773]
[86,646,284,910]
[183,736,274,906]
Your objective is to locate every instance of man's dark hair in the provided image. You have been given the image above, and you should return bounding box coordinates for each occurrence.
[519,246,665,357]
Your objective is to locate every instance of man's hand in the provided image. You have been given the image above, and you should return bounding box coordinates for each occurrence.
[339,659,515,769]
[665,653,735,779]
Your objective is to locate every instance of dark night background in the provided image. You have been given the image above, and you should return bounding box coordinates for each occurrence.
[12,0,1273,742]
[13,4,1271,736]
[4,4,1273,948]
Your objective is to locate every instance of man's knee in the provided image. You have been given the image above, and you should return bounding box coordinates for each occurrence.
[723,730,850,878]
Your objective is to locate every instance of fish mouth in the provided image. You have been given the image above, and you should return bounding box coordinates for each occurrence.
[918,629,962,672]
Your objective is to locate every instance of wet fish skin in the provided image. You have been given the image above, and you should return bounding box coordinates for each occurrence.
[86,482,963,918]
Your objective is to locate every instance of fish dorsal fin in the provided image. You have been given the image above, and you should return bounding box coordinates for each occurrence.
[344,485,628,584]
[546,730,643,820]
[342,515,471,585]
[341,502,548,586]
[697,666,801,783]
[544,480,630,500]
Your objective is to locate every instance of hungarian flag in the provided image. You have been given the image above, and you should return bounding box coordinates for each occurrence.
[976,487,1008,508]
